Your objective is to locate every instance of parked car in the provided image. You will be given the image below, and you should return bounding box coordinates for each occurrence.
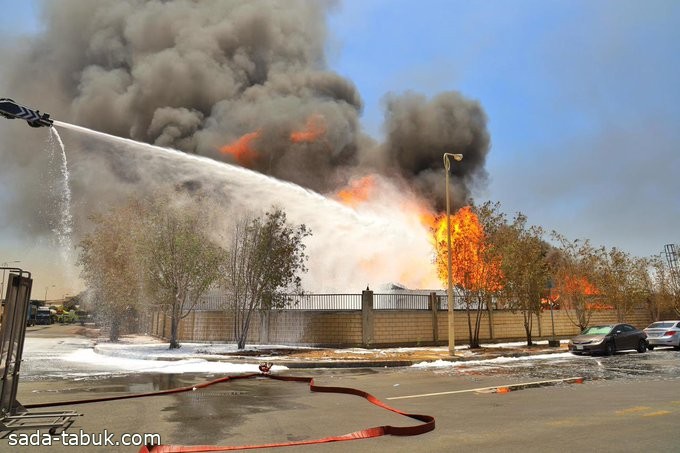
[26,304,37,326]
[568,323,647,355]
[56,309,80,324]
[643,321,680,350]
[35,307,53,325]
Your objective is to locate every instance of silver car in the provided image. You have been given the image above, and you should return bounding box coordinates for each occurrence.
[643,320,680,350]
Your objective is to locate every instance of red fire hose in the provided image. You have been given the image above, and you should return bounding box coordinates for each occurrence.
[25,364,435,451]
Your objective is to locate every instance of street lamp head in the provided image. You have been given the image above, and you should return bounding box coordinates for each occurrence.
[443,153,464,171]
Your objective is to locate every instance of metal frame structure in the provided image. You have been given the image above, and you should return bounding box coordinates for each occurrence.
[0,268,79,435]
[664,244,679,273]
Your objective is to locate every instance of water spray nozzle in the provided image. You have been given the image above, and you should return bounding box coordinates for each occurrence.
[0,98,54,128]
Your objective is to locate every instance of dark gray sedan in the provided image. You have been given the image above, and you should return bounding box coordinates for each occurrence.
[568,323,647,355]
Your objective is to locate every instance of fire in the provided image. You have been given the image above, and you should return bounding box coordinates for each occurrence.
[332,176,503,292]
[564,276,599,296]
[220,131,260,166]
[544,276,611,310]
[432,206,503,292]
[334,175,376,207]
[290,114,326,143]
[219,114,326,167]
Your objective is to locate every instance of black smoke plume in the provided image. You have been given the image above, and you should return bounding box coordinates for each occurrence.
[0,0,490,238]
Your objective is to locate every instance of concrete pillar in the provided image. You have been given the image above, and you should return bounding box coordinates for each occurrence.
[259,310,270,344]
[487,298,495,340]
[362,289,374,346]
[161,312,167,339]
[429,292,439,342]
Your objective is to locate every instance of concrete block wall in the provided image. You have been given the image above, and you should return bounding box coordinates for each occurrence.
[435,308,653,344]
[147,300,652,347]
[267,311,362,345]
[151,310,259,344]
[373,311,436,345]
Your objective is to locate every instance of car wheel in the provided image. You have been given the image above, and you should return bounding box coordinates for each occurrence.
[636,339,647,353]
[604,341,615,356]
[673,345,680,351]
[647,345,655,350]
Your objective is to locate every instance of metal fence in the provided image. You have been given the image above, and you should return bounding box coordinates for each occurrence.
[285,293,362,310]
[194,294,232,311]
[193,293,364,311]
[159,292,468,312]
[373,292,431,310]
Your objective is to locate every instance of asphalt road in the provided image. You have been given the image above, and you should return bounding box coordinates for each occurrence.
[3,326,680,452]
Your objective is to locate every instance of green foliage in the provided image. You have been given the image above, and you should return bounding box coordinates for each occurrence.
[494,212,550,345]
[225,207,311,349]
[139,194,227,349]
[548,234,603,331]
[648,255,680,319]
[79,192,227,348]
[78,200,146,341]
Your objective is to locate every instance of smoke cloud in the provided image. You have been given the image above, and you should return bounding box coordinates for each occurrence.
[379,91,490,209]
[0,0,491,247]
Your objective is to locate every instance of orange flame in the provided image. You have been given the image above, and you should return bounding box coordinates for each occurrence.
[332,176,505,291]
[290,114,326,143]
[432,206,503,292]
[564,276,599,296]
[545,276,609,310]
[220,131,260,166]
[334,175,377,207]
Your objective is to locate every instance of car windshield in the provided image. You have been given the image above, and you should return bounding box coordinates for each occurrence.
[581,326,613,335]
[647,322,675,329]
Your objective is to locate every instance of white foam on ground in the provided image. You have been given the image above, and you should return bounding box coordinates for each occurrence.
[62,348,288,374]
[412,352,574,369]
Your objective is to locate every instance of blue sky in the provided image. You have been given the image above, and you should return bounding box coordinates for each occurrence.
[326,0,679,258]
[1,0,679,296]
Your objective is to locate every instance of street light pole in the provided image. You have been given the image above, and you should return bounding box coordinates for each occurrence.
[44,285,55,303]
[443,153,463,356]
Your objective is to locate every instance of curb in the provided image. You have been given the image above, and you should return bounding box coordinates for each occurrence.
[284,360,415,369]
[93,345,569,369]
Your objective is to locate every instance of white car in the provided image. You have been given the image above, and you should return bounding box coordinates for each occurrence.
[643,320,680,350]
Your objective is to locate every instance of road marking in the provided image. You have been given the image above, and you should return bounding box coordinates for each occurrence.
[386,377,584,400]
[616,406,652,415]
[642,410,672,417]
[604,367,655,373]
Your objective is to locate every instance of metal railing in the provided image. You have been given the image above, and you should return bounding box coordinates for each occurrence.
[156,292,471,312]
[285,293,362,310]
[194,294,232,311]
[373,293,431,310]
[193,293,364,311]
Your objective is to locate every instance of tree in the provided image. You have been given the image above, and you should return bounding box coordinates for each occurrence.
[495,213,550,346]
[225,208,310,349]
[436,203,503,348]
[649,255,680,319]
[140,194,226,349]
[78,201,144,341]
[549,234,602,331]
[596,247,638,322]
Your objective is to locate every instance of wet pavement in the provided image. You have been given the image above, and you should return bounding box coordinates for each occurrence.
[4,325,680,451]
[428,348,680,383]
[8,364,680,452]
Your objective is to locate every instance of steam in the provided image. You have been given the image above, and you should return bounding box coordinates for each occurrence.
[0,0,492,288]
